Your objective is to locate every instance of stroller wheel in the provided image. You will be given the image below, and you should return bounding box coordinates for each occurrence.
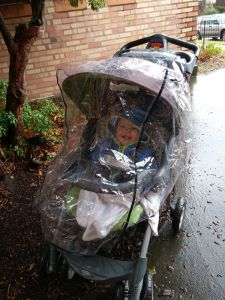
[68,266,76,279]
[113,281,129,300]
[40,244,58,274]
[140,271,154,300]
[171,197,186,234]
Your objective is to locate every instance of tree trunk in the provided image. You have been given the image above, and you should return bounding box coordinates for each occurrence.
[0,0,45,145]
[5,25,39,145]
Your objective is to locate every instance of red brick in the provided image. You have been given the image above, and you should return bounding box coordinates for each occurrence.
[53,12,69,19]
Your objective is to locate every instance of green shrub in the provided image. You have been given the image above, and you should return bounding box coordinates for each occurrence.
[199,43,224,62]
[88,0,106,10]
[204,5,225,15]
[0,79,62,138]
[0,79,17,138]
[214,6,225,13]
[0,78,63,159]
[23,99,61,136]
[0,109,17,138]
[204,6,219,15]
[70,0,106,11]
[0,79,8,104]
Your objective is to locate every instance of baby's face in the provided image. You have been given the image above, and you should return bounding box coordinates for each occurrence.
[115,118,140,146]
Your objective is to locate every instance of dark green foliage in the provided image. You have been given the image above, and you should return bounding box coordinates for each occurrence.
[69,0,106,11]
[0,79,17,138]
[0,79,8,104]
[88,0,106,10]
[204,5,225,15]
[0,109,17,138]
[0,79,63,143]
[23,99,62,136]
[215,6,225,13]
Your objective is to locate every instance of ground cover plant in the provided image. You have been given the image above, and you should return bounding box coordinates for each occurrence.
[197,41,225,73]
[0,79,63,160]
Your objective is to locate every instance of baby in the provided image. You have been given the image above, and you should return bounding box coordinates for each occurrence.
[75,106,157,241]
[91,105,156,166]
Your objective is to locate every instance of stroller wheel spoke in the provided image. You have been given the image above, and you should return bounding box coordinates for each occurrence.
[68,267,76,279]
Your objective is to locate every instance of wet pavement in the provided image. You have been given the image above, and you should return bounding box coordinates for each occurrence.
[80,68,225,300]
[150,68,225,299]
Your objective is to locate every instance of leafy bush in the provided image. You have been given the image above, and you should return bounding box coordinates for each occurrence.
[70,0,106,11]
[204,5,225,15]
[88,0,106,10]
[0,109,17,138]
[215,6,225,13]
[199,43,224,62]
[0,78,63,141]
[204,6,219,15]
[0,79,17,138]
[23,99,62,136]
[0,78,63,159]
[0,79,8,105]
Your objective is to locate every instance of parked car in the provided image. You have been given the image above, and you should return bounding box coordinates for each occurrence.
[197,14,225,40]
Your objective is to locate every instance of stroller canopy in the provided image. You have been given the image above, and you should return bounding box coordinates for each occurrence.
[37,56,191,252]
[58,56,190,118]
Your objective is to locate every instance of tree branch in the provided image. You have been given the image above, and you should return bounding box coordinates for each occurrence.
[30,0,45,26]
[0,12,13,53]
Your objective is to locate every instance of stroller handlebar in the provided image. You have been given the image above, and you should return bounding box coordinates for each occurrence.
[119,33,200,57]
[115,33,199,78]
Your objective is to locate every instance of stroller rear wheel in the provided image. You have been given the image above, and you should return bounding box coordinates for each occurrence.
[113,281,129,300]
[40,244,66,275]
[171,197,186,234]
[140,271,154,300]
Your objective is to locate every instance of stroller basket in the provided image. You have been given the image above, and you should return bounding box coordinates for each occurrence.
[63,251,136,281]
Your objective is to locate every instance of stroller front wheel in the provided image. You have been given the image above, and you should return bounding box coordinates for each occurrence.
[140,271,154,300]
[113,281,129,300]
[40,244,58,275]
[171,197,186,234]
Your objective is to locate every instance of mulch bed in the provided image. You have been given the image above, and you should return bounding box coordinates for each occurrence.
[198,53,225,73]
[0,156,165,299]
[0,158,121,299]
[0,151,171,299]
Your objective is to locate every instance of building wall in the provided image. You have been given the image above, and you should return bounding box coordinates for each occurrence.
[216,0,225,6]
[0,0,199,100]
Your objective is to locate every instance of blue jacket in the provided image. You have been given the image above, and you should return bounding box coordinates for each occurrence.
[91,138,157,170]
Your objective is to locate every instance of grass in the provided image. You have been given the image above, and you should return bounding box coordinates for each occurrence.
[196,40,225,63]
[197,39,225,46]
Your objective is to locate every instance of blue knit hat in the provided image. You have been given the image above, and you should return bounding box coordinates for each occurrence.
[108,106,150,142]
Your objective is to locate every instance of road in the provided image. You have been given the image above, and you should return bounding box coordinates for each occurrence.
[149,68,225,299]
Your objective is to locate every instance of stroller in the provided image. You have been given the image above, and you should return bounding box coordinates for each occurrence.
[37,34,199,299]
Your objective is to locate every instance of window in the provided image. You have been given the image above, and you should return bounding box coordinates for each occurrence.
[54,0,87,12]
[0,0,29,6]
[201,18,219,25]
[0,0,31,18]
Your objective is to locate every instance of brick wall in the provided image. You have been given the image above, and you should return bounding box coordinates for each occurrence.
[0,0,198,100]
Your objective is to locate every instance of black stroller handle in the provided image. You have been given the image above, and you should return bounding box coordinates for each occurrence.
[114,33,199,78]
[119,34,168,51]
[162,35,200,57]
[119,33,200,57]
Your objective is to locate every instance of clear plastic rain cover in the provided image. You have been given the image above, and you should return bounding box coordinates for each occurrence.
[37,57,191,255]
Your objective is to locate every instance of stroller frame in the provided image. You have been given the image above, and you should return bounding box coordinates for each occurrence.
[40,34,199,300]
